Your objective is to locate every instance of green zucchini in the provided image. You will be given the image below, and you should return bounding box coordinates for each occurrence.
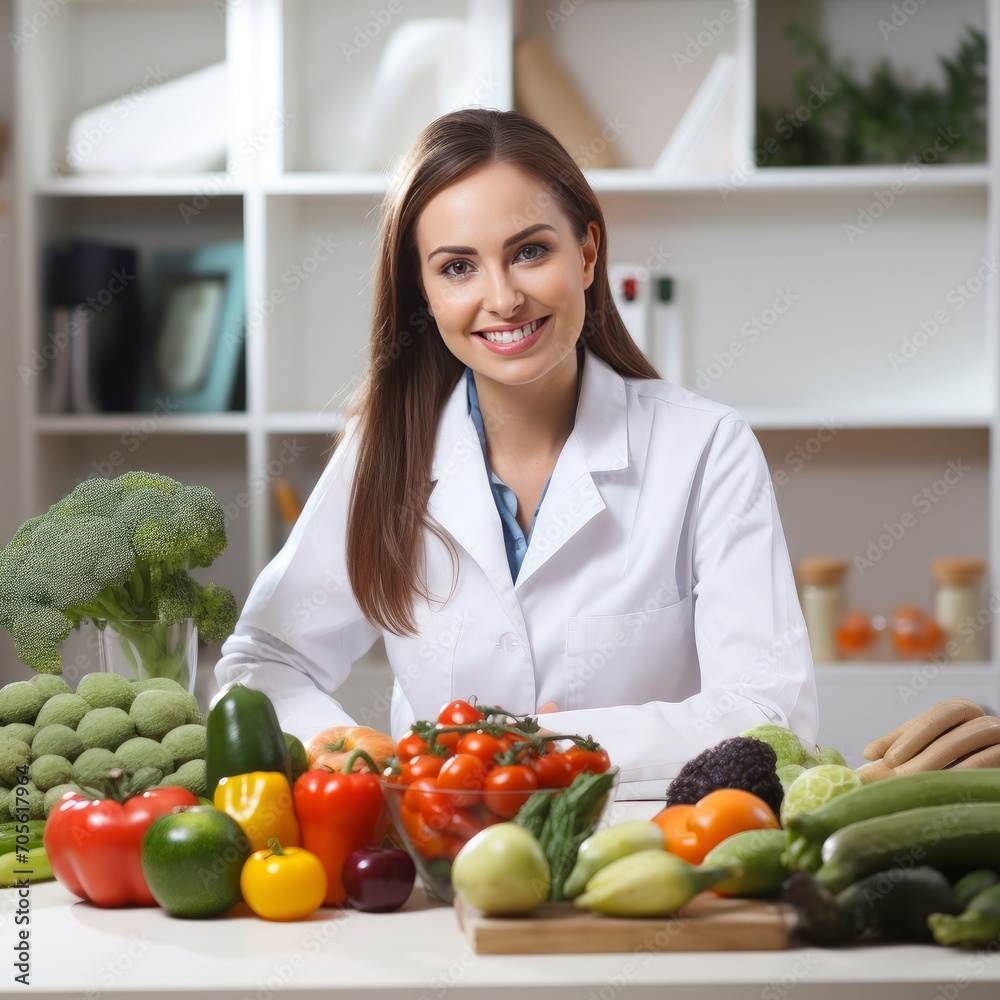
[815,802,1000,893]
[702,828,788,897]
[784,866,957,945]
[929,883,1000,947]
[0,820,46,856]
[204,684,291,795]
[788,769,1000,846]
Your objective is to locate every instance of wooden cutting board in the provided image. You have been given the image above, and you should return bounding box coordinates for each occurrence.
[455,892,795,954]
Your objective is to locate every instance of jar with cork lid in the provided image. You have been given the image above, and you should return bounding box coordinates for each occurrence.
[797,557,848,663]
[930,557,987,661]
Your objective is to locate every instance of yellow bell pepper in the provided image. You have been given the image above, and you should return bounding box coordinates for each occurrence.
[240,838,328,921]
[213,771,301,853]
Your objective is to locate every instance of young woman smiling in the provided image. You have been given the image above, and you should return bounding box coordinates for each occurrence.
[214,108,818,798]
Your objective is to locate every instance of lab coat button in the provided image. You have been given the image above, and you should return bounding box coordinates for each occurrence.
[496,632,520,652]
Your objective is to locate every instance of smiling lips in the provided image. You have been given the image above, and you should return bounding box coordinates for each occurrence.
[475,316,549,354]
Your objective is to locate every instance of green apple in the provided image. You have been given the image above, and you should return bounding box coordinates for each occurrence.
[451,823,549,915]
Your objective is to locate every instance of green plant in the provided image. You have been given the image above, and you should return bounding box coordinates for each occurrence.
[0,471,238,675]
[757,23,986,166]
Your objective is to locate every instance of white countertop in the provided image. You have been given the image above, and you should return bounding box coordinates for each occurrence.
[6,802,1000,999]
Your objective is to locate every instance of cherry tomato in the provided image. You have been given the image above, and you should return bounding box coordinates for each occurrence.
[456,731,504,769]
[434,700,485,750]
[497,731,533,757]
[400,752,447,785]
[528,751,574,789]
[565,745,611,776]
[483,765,539,819]
[398,803,459,861]
[397,729,429,763]
[436,753,487,806]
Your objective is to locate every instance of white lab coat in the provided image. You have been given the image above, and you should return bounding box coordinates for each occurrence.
[214,350,818,799]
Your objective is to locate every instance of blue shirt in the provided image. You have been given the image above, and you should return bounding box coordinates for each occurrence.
[465,368,550,582]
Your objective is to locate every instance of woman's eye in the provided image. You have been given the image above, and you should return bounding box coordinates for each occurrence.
[443,259,472,277]
[515,242,550,262]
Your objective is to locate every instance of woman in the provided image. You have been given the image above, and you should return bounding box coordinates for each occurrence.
[214,108,818,798]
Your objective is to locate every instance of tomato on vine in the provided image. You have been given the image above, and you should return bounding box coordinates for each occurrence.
[528,750,574,789]
[565,745,611,776]
[434,699,485,750]
[400,752,447,785]
[455,731,504,768]
[436,753,488,806]
[483,764,539,819]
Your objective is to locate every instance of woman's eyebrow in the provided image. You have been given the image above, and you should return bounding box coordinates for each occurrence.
[426,223,557,262]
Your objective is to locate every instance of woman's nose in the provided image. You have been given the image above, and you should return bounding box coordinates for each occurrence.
[483,266,523,316]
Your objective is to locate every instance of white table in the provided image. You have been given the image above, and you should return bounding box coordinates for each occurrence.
[6,803,1000,999]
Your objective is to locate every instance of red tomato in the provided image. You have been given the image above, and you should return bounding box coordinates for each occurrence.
[436,753,487,807]
[437,700,485,727]
[565,745,611,776]
[455,731,504,769]
[529,751,574,789]
[434,700,485,750]
[397,730,429,763]
[400,753,447,785]
[483,765,539,819]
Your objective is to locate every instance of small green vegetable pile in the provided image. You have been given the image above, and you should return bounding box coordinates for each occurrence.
[0,672,208,821]
[0,471,238,676]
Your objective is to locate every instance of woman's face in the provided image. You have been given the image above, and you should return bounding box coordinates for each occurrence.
[415,162,599,390]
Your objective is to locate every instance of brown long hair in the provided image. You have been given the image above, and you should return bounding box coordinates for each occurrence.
[347,108,658,635]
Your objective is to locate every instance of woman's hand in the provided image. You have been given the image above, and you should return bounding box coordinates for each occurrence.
[537,702,559,714]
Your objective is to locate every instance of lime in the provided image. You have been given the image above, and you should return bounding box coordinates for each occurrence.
[141,805,250,918]
[776,763,807,794]
[817,745,848,767]
[779,764,863,826]
[741,725,819,771]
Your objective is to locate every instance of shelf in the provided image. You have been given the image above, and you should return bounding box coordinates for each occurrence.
[742,409,994,431]
[264,412,345,434]
[32,412,250,435]
[265,173,389,197]
[34,175,248,197]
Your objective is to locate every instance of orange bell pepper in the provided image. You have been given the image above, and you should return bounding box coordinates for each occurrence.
[651,788,780,865]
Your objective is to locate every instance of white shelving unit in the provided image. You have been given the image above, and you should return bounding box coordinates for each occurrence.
[10,0,1000,753]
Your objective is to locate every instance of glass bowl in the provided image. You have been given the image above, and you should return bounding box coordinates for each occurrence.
[379,774,619,904]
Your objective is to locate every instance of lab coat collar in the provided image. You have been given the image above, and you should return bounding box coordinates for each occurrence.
[428,349,630,591]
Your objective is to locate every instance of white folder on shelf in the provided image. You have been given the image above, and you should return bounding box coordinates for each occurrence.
[654,53,735,178]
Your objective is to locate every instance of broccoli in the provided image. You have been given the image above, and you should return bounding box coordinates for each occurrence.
[129,691,190,741]
[0,471,238,675]
[166,758,207,798]
[43,782,84,816]
[0,724,37,746]
[34,692,90,730]
[77,672,135,711]
[29,674,72,699]
[665,736,784,818]
[29,754,75,792]
[76,707,136,751]
[0,740,32,785]
[161,724,206,767]
[32,724,84,762]
[0,681,47,724]
[115,737,173,777]
[72,747,124,787]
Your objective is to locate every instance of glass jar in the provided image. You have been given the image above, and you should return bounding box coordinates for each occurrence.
[797,557,848,663]
[930,557,987,661]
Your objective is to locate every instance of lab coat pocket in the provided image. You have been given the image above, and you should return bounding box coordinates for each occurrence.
[566,597,696,711]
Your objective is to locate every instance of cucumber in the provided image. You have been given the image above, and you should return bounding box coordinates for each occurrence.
[702,828,788,897]
[0,820,45,855]
[788,769,1000,846]
[784,866,957,945]
[954,869,999,909]
[815,802,1000,893]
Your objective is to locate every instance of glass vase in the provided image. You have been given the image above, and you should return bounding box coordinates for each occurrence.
[97,618,198,696]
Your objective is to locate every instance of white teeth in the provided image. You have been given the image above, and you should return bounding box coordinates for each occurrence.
[481,317,544,344]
